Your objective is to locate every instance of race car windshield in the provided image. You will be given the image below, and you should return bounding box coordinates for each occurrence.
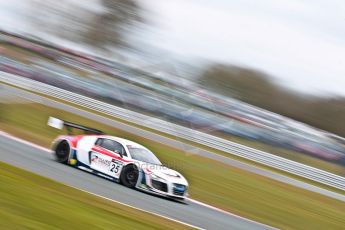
[127,146,162,165]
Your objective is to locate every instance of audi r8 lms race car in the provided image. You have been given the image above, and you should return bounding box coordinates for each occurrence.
[48,117,188,200]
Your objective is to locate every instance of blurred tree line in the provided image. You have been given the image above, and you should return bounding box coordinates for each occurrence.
[198,64,345,137]
[29,0,143,49]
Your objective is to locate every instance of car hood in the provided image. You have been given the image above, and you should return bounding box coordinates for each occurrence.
[138,162,188,185]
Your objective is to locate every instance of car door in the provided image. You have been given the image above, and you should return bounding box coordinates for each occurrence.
[90,138,129,179]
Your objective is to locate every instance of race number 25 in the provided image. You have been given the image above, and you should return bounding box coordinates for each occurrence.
[110,162,120,173]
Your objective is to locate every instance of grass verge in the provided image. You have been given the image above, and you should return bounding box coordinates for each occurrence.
[1,102,345,229]
[0,162,193,230]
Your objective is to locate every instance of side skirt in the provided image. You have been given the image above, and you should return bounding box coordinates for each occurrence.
[76,161,120,183]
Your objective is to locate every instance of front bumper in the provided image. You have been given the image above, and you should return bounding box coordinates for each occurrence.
[136,172,188,199]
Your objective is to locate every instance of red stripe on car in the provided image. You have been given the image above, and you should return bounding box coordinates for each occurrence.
[67,135,86,148]
[91,146,131,163]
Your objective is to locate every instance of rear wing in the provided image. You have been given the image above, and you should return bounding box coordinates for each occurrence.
[48,117,104,135]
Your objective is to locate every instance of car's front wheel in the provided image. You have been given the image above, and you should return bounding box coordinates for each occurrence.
[120,164,139,188]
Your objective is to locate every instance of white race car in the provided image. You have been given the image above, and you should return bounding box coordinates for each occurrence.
[49,117,188,200]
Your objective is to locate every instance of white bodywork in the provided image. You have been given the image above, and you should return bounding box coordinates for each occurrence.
[54,135,188,199]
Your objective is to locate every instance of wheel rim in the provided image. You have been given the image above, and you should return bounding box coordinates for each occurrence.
[126,169,138,186]
[56,142,69,162]
[57,145,68,157]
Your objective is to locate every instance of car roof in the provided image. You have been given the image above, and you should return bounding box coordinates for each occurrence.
[97,135,147,149]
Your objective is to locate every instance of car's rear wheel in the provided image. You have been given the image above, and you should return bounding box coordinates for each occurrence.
[55,141,70,164]
[120,164,139,188]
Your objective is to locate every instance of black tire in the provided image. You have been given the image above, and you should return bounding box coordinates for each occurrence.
[120,164,139,188]
[55,141,70,164]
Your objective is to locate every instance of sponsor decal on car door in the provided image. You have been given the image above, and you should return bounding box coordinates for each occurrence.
[90,146,126,178]
[90,151,112,175]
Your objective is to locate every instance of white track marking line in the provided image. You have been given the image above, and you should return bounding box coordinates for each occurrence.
[0,131,51,153]
[186,198,277,229]
[0,130,275,229]
[70,186,203,230]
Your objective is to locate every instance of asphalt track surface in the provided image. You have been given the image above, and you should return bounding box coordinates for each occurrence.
[0,132,275,230]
